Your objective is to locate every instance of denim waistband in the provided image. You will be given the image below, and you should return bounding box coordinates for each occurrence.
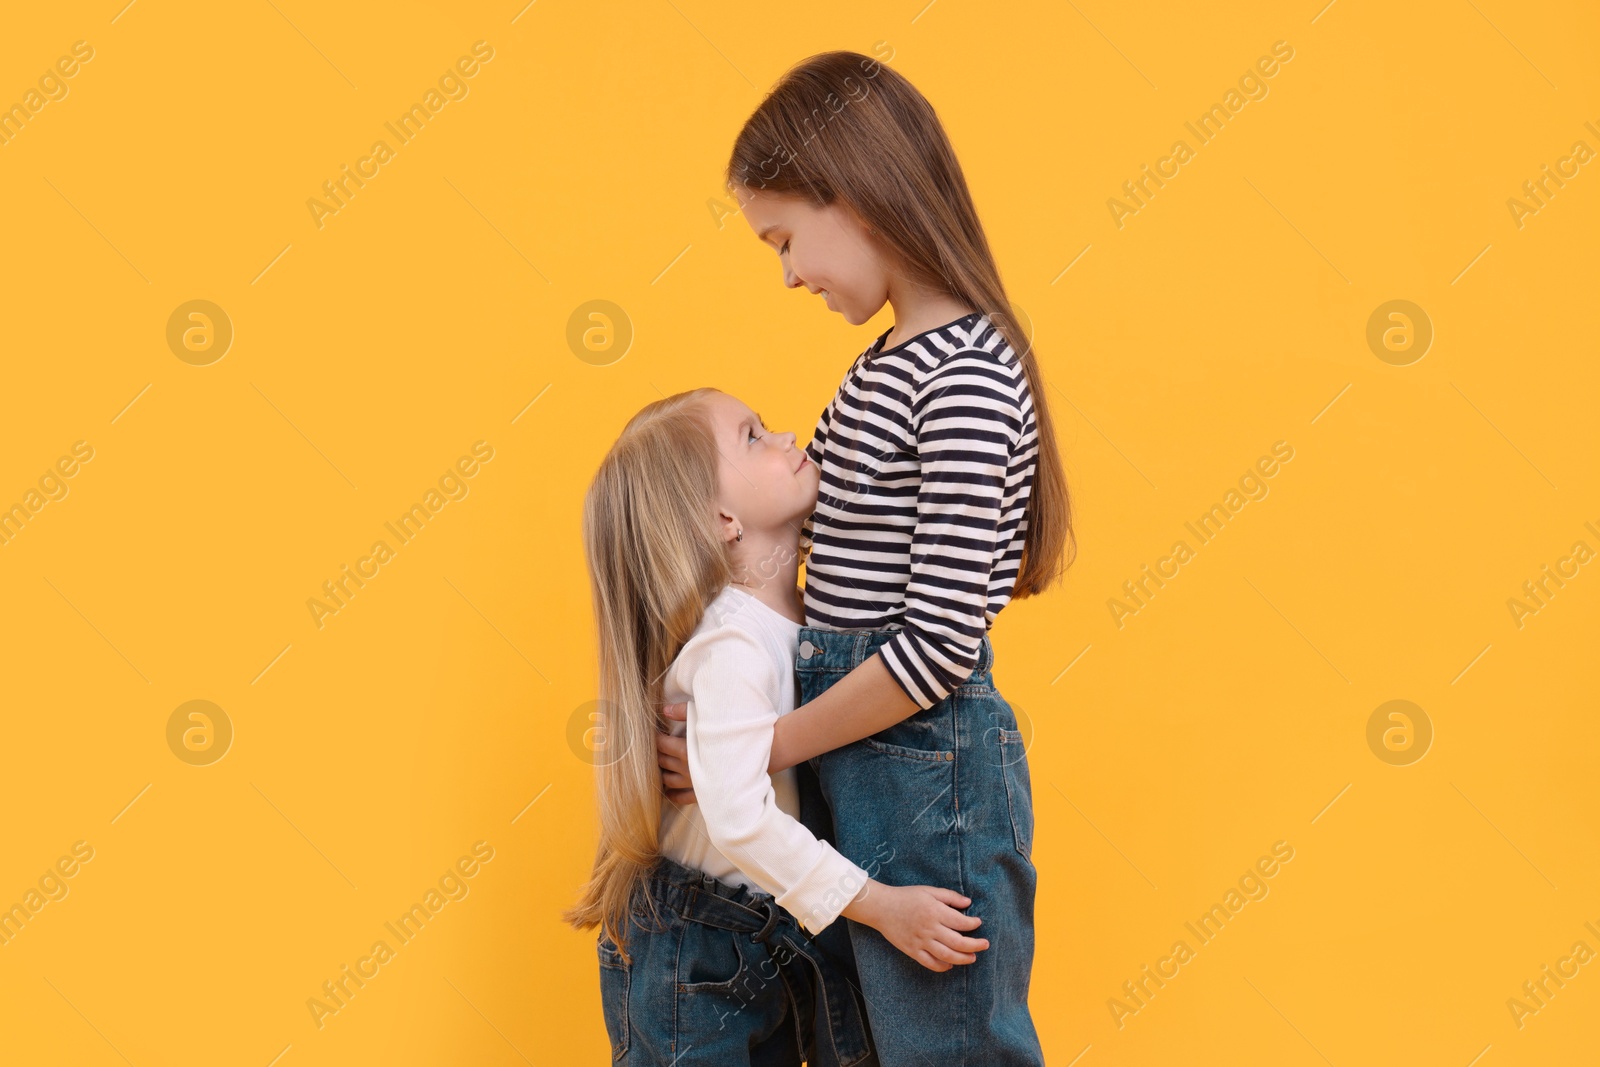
[640,854,872,1066]
[797,624,994,688]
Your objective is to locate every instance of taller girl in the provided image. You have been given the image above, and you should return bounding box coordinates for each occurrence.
[682,50,1073,1064]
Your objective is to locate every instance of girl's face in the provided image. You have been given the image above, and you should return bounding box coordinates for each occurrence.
[705,392,818,542]
[738,186,890,326]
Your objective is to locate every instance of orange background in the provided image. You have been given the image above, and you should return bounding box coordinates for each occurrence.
[1,1,1596,1064]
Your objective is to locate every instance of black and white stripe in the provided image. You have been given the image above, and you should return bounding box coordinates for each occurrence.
[801,311,1039,709]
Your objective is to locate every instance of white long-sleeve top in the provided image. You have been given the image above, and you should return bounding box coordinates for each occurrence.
[658,583,869,934]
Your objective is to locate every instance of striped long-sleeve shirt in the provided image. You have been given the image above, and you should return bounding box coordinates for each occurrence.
[800,311,1040,710]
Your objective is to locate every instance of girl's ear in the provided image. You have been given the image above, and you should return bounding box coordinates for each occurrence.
[716,508,743,545]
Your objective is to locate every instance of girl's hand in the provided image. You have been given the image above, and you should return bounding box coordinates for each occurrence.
[655,703,697,805]
[842,882,988,972]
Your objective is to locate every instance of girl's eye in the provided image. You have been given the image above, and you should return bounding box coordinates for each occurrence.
[748,430,760,443]
[780,240,790,254]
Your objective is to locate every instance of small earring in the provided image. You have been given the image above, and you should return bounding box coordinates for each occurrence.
[736,529,744,542]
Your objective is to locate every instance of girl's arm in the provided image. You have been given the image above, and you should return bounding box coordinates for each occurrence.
[677,625,869,934]
[676,626,988,967]
[657,656,914,797]
[767,654,916,771]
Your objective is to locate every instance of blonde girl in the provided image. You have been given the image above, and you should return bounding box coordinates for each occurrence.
[565,388,991,1066]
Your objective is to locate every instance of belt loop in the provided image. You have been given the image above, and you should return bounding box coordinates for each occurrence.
[750,899,781,945]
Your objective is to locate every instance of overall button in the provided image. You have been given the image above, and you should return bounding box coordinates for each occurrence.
[798,640,817,659]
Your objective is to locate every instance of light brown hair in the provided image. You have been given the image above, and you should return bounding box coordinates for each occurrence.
[727,50,1075,594]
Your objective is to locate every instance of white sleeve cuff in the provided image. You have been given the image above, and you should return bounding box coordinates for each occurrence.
[775,845,871,935]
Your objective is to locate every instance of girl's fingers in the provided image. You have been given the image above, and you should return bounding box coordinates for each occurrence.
[664,787,698,805]
[660,702,689,722]
[926,941,977,966]
[926,887,972,909]
[935,927,990,954]
[655,733,687,757]
[938,905,983,930]
[914,950,951,973]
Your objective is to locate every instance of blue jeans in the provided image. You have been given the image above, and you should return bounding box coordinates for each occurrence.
[597,853,877,1066]
[795,626,1043,1066]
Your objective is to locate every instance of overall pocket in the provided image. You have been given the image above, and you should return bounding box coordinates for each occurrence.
[675,922,767,1047]
[596,933,631,1061]
[997,728,1035,861]
[678,925,750,993]
[974,686,1033,863]
[821,727,959,860]
[801,638,961,874]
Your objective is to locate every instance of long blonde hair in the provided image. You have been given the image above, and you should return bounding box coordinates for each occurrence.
[562,387,732,962]
[728,50,1075,593]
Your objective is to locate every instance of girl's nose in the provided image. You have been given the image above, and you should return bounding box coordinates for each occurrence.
[783,263,802,289]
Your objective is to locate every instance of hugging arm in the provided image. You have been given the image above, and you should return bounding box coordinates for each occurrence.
[657,652,916,795]
[770,653,918,770]
[679,626,867,934]
[675,627,988,966]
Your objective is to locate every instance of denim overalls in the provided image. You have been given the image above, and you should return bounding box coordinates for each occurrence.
[794,626,1044,1066]
[596,852,878,1066]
